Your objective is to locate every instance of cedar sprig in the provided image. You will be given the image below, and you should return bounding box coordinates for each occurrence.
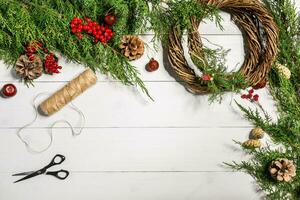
[231,0,300,199]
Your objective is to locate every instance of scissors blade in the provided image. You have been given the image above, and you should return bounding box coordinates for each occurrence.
[14,170,42,183]
[12,171,35,176]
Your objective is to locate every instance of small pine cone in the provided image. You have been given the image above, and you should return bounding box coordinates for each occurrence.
[242,139,262,149]
[250,127,265,139]
[119,35,144,61]
[15,55,43,81]
[276,63,291,80]
[269,158,296,182]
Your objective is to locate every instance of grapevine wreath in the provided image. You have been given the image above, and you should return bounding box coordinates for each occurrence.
[167,0,279,95]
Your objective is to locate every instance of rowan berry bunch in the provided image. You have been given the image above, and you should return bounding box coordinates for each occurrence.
[24,41,43,61]
[24,41,62,75]
[44,54,62,74]
[241,89,259,102]
[70,16,114,44]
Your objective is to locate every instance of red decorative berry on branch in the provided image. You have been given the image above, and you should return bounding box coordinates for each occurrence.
[202,74,213,81]
[1,84,17,98]
[253,94,259,102]
[241,89,260,102]
[146,58,159,72]
[44,54,62,74]
[104,14,117,26]
[70,16,114,43]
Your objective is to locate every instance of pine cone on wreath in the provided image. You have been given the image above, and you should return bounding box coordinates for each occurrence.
[15,55,43,81]
[269,158,296,182]
[119,35,144,61]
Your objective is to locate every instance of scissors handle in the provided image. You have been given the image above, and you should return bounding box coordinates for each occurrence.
[46,170,69,180]
[46,154,66,169]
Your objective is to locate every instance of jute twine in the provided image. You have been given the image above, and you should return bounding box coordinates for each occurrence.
[168,0,279,94]
[39,68,98,116]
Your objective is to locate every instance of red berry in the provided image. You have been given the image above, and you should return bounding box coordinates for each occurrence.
[77,34,83,40]
[241,94,248,99]
[1,84,17,98]
[43,48,49,53]
[249,89,254,94]
[253,94,259,101]
[101,26,106,32]
[29,55,35,61]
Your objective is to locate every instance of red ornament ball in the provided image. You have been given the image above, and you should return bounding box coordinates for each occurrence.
[253,94,259,102]
[104,14,117,26]
[1,84,17,98]
[146,58,159,72]
[253,79,267,90]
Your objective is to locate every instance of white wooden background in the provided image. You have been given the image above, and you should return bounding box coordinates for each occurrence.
[1,2,299,199]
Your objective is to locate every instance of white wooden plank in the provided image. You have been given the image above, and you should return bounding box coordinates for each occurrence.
[0,34,244,82]
[0,172,261,200]
[0,82,277,128]
[0,127,271,172]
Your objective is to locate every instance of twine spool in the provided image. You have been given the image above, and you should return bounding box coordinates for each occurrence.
[39,69,97,116]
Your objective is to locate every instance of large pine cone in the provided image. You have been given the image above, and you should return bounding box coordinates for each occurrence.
[119,35,144,61]
[269,158,296,182]
[15,55,43,81]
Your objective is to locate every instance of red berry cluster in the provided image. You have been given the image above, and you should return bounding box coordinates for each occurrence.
[70,17,114,43]
[24,41,62,74]
[241,89,259,102]
[44,54,62,74]
[25,41,43,61]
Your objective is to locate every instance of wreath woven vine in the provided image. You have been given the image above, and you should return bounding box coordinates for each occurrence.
[167,0,279,95]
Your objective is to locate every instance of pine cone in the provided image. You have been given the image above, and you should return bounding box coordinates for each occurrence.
[250,127,265,139]
[15,55,43,81]
[242,139,261,149]
[269,158,296,182]
[276,63,291,80]
[119,35,144,61]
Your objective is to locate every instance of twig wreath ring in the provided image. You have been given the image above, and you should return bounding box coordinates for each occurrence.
[168,0,279,94]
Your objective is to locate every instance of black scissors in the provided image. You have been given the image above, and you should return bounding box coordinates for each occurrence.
[13,154,69,183]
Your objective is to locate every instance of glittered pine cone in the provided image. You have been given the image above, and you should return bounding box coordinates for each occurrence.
[269,158,296,182]
[119,35,144,61]
[15,55,43,81]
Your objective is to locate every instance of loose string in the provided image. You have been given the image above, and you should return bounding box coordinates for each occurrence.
[16,93,86,153]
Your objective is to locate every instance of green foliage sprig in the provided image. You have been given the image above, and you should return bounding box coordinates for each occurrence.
[229,0,300,199]
[0,0,153,97]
